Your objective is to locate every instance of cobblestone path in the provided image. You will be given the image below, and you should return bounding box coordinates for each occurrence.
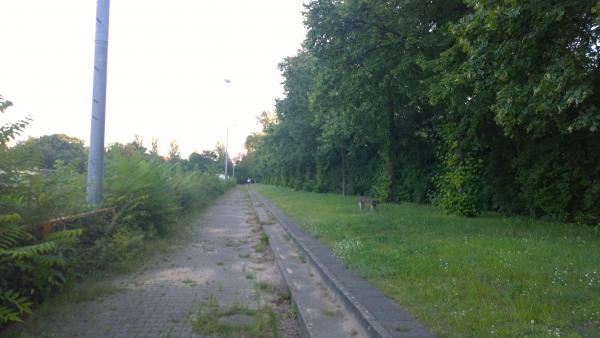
[24,189,294,338]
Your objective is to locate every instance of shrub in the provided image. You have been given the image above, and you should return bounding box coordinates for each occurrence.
[0,96,233,325]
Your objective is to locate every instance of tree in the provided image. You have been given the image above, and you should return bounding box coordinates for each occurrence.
[244,133,262,153]
[11,134,87,172]
[187,150,219,173]
[241,0,600,223]
[168,140,181,161]
[304,0,465,200]
[430,0,600,219]
[131,135,146,153]
[150,138,160,156]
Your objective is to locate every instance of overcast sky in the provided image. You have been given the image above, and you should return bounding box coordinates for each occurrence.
[0,0,306,158]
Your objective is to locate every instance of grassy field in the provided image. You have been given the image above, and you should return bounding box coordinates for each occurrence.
[254,185,600,337]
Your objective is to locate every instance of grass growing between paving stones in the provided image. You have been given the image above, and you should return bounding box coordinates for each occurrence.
[192,295,278,338]
[254,184,600,337]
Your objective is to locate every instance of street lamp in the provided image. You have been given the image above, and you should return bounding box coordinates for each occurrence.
[224,126,229,178]
[223,79,233,179]
[224,124,236,179]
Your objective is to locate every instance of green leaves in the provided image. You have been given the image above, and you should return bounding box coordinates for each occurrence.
[445,0,600,135]
[0,290,32,323]
[0,95,31,149]
[1,241,57,259]
[246,0,600,220]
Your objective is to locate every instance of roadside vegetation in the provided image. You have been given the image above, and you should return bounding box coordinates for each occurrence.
[237,3,600,334]
[255,184,600,337]
[237,0,600,225]
[0,94,234,328]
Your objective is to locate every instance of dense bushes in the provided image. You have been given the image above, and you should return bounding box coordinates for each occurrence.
[238,0,600,224]
[0,96,233,325]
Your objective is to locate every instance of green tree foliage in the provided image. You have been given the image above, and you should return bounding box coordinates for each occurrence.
[10,134,87,172]
[239,0,600,223]
[304,0,465,200]
[0,96,30,150]
[150,138,160,156]
[430,0,600,219]
[168,140,181,161]
[187,150,219,173]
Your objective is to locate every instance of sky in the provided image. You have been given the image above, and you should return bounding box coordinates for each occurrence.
[0,0,307,158]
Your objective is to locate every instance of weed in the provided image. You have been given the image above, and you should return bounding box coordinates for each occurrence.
[260,233,269,244]
[321,308,340,317]
[297,252,307,264]
[253,242,267,254]
[287,300,297,320]
[182,279,197,287]
[192,295,278,338]
[395,325,409,332]
[255,282,275,293]
[279,290,291,302]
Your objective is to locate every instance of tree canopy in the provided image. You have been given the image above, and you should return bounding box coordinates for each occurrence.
[239,0,600,224]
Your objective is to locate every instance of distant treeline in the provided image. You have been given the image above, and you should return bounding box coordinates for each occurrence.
[8,133,233,176]
[237,0,600,222]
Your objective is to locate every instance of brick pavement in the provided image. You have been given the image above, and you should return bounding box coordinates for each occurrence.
[24,189,289,338]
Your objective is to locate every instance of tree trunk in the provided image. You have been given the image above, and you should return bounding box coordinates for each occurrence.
[341,149,346,195]
[387,94,398,202]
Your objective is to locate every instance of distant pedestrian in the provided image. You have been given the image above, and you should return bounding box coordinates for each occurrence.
[247,177,251,184]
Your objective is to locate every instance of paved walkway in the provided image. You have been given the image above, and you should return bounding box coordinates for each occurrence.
[22,189,296,338]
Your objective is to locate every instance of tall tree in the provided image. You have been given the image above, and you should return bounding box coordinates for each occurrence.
[168,140,181,161]
[11,134,87,171]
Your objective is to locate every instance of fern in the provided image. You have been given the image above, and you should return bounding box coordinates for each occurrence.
[0,211,76,324]
[0,290,32,323]
[2,241,57,259]
[0,227,31,250]
[45,228,83,241]
[32,254,65,267]
[0,95,72,325]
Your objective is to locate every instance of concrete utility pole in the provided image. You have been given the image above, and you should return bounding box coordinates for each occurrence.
[224,127,229,178]
[87,0,111,205]
[223,79,232,180]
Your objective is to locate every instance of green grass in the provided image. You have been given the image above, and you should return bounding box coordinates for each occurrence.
[254,184,600,337]
[192,295,278,338]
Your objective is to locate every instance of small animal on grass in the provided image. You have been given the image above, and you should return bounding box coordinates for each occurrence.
[357,196,379,211]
